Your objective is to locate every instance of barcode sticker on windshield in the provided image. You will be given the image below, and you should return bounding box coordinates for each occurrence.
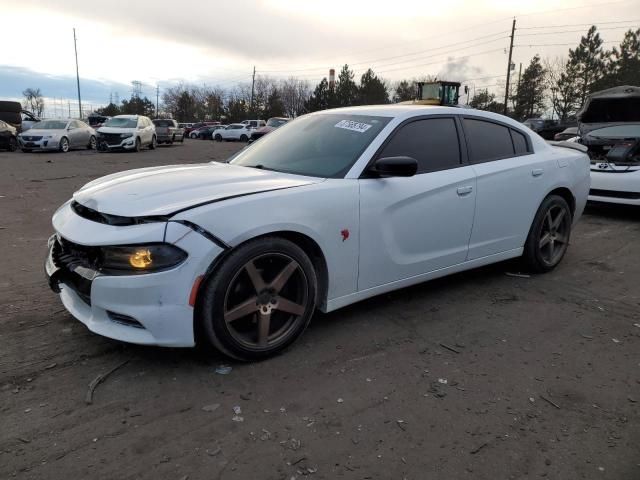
[335,120,372,133]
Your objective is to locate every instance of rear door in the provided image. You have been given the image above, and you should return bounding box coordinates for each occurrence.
[462,116,553,259]
[67,120,84,147]
[358,116,477,290]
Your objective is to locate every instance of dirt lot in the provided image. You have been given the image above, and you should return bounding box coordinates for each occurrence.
[1,139,639,479]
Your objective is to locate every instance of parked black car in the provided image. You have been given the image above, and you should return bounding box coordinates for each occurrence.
[192,126,217,140]
[0,119,18,151]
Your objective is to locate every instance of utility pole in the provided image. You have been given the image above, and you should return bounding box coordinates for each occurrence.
[250,66,256,116]
[68,101,71,118]
[503,18,516,116]
[73,28,83,118]
[156,85,160,118]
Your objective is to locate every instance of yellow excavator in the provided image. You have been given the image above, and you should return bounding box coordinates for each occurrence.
[402,81,462,106]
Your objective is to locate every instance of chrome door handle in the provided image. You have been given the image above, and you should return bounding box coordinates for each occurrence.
[532,168,544,177]
[457,186,473,196]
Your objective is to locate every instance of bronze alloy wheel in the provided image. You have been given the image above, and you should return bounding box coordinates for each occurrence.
[523,194,572,273]
[223,253,308,349]
[199,237,317,360]
[538,203,570,267]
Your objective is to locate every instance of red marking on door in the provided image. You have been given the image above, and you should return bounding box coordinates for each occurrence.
[341,229,350,241]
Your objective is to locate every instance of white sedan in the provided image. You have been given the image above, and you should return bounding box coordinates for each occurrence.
[45,106,590,360]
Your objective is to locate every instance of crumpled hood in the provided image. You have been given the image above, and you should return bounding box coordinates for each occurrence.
[73,162,320,217]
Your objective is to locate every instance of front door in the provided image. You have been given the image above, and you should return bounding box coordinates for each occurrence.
[358,117,477,290]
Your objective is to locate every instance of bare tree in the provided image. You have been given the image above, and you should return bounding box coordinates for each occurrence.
[22,88,44,117]
[280,77,310,117]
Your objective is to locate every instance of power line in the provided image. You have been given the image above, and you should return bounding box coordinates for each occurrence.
[256,31,509,74]
[517,25,640,37]
[514,39,625,47]
[518,19,640,29]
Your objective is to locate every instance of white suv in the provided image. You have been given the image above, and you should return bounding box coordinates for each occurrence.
[97,115,156,152]
[214,123,253,142]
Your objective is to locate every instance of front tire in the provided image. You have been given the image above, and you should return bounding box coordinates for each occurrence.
[8,137,17,152]
[87,135,96,150]
[59,137,69,153]
[134,137,141,152]
[240,134,248,142]
[215,134,222,141]
[522,194,572,273]
[149,135,157,150]
[199,237,318,361]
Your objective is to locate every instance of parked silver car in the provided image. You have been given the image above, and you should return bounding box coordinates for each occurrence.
[18,119,96,153]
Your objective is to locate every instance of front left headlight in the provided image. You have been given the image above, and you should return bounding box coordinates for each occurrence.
[100,244,187,274]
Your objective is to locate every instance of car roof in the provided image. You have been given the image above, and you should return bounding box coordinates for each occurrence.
[113,115,139,119]
[313,104,529,130]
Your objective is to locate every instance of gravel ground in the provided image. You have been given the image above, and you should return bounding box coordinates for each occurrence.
[0,139,639,479]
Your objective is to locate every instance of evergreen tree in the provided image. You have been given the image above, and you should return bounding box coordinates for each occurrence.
[358,69,389,105]
[513,55,547,120]
[569,26,606,107]
[305,78,332,112]
[601,28,640,87]
[335,64,358,107]
[226,98,248,123]
[469,89,504,113]
[175,91,196,122]
[120,96,155,116]
[264,88,286,118]
[97,102,120,116]
[392,80,415,102]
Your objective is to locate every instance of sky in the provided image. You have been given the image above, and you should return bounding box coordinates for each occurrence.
[1,0,639,111]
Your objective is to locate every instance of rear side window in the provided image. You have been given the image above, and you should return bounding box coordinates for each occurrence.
[463,118,514,163]
[511,129,530,154]
[378,118,461,174]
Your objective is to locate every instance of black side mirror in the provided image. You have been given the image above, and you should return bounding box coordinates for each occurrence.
[370,156,418,177]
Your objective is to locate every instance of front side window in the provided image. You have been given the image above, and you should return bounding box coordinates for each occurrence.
[377,118,461,174]
[230,113,391,178]
[463,118,515,163]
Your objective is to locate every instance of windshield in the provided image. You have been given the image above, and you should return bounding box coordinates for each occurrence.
[266,118,288,128]
[104,117,137,128]
[34,120,68,130]
[153,120,173,127]
[230,113,391,178]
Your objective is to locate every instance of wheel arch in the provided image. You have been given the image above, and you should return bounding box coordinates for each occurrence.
[547,186,576,216]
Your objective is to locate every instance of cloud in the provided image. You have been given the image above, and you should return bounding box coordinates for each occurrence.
[438,57,483,82]
[0,65,130,104]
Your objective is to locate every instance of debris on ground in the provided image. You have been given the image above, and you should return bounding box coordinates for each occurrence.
[202,403,220,412]
[505,272,531,278]
[540,395,561,409]
[337,398,344,403]
[612,338,621,344]
[470,443,488,454]
[231,405,244,421]
[215,365,233,375]
[85,359,131,405]
[439,343,461,354]
[438,378,448,385]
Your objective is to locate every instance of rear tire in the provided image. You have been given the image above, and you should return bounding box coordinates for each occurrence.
[87,135,96,150]
[240,134,248,142]
[8,137,17,152]
[522,194,572,273]
[215,134,222,141]
[198,237,318,361]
